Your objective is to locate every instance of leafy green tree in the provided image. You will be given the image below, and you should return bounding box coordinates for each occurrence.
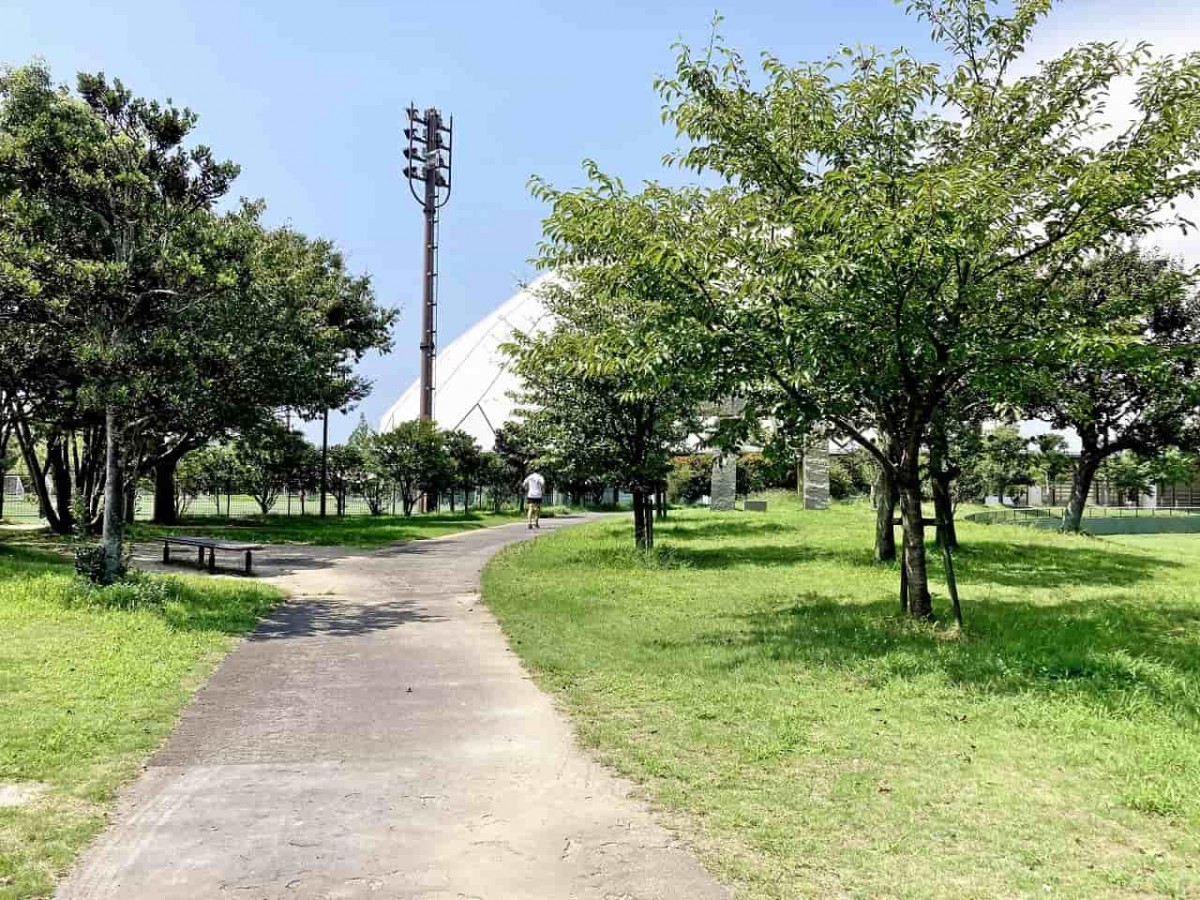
[325,443,365,516]
[0,64,238,578]
[667,455,713,505]
[1149,448,1198,494]
[371,420,449,517]
[492,422,535,505]
[0,64,395,547]
[1098,452,1153,506]
[140,210,393,524]
[829,449,875,501]
[232,424,313,516]
[176,444,231,517]
[478,451,516,512]
[517,175,718,549]
[976,425,1035,505]
[650,1,1200,615]
[1030,433,1072,506]
[344,417,389,515]
[441,429,482,511]
[1035,246,1200,530]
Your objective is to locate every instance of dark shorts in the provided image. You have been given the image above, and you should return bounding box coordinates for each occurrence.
[527,497,543,508]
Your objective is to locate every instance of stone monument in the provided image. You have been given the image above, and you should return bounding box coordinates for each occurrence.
[710,453,737,511]
[802,439,830,510]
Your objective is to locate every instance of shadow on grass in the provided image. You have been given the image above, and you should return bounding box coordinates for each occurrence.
[657,519,1176,590]
[686,590,1200,722]
[663,519,794,541]
[0,541,71,571]
[130,510,523,549]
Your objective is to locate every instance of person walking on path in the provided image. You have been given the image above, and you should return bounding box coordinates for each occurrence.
[523,469,546,529]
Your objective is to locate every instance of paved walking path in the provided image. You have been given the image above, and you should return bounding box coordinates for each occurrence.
[58,517,728,900]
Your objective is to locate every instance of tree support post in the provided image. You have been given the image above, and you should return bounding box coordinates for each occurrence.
[893,517,962,627]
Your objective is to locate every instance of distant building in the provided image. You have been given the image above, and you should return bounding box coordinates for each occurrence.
[380,276,554,450]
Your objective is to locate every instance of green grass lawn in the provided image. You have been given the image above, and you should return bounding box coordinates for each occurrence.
[0,545,281,899]
[483,496,1200,899]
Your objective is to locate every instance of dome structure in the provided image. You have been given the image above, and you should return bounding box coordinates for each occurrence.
[380,275,555,450]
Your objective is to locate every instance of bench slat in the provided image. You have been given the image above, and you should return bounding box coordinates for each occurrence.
[161,537,264,551]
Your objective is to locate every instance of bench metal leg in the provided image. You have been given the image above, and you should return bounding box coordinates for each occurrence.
[207,548,216,572]
[163,543,170,564]
[244,550,252,576]
[198,546,205,567]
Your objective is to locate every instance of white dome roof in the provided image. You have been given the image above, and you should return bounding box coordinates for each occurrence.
[380,275,555,450]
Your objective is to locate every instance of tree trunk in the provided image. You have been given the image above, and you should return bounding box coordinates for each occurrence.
[928,423,958,549]
[633,489,651,549]
[124,479,137,526]
[0,425,8,521]
[932,478,957,549]
[49,441,75,533]
[101,403,124,582]
[13,420,66,533]
[898,477,932,619]
[153,457,179,524]
[1064,452,1102,533]
[873,466,898,563]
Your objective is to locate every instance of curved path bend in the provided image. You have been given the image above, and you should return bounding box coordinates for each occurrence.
[58,516,728,900]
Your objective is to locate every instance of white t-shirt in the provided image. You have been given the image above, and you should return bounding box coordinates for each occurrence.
[522,473,546,500]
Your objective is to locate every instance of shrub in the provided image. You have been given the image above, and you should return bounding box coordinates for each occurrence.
[67,571,174,610]
[73,543,126,585]
[830,449,876,499]
[668,455,712,504]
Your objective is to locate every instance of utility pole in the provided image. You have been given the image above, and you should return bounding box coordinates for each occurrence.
[404,105,454,422]
[319,407,329,517]
[404,104,453,513]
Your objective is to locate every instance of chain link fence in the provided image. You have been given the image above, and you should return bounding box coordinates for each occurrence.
[1,488,502,522]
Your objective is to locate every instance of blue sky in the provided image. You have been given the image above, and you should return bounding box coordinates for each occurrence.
[2,0,1189,442]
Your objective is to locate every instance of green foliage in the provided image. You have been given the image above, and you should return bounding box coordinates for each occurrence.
[829,449,876,500]
[72,543,120,586]
[975,425,1036,503]
[0,62,394,537]
[736,452,769,496]
[1101,452,1155,505]
[1099,449,1198,506]
[442,428,484,508]
[231,423,314,515]
[176,444,238,516]
[66,571,173,610]
[1035,246,1200,527]
[516,176,720,547]
[641,0,1200,612]
[1150,447,1199,489]
[370,419,453,517]
[667,455,711,505]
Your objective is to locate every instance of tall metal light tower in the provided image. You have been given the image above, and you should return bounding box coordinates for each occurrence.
[403,104,454,423]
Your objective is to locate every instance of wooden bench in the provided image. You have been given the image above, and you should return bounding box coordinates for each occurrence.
[161,536,264,575]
